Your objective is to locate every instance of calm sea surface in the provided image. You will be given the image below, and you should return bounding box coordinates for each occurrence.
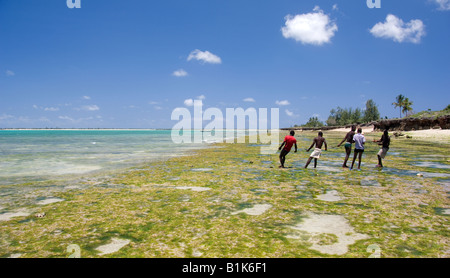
[0,129,206,186]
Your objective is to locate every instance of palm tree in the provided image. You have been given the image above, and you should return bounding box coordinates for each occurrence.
[392,94,405,118]
[402,98,413,117]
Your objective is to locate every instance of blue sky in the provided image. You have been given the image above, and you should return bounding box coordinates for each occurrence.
[1,0,449,128]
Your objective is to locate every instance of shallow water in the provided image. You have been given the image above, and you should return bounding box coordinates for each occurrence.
[0,130,209,210]
[412,161,450,170]
[0,130,208,185]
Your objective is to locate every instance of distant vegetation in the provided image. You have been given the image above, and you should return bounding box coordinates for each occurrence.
[302,117,324,128]
[296,97,449,129]
[409,104,450,119]
[392,94,414,118]
[300,99,380,128]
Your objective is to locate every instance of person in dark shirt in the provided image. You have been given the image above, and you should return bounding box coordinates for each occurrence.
[337,125,356,168]
[278,130,297,168]
[305,131,327,169]
[373,129,391,168]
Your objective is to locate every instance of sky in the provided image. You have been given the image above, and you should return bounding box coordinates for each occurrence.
[0,0,449,129]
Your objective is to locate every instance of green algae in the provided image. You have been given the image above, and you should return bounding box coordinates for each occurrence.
[0,131,448,258]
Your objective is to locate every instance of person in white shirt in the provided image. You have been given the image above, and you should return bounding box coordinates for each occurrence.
[350,128,365,170]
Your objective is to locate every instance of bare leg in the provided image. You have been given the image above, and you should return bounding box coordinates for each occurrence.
[305,157,313,169]
[314,158,317,168]
[377,155,383,167]
[279,154,285,168]
[343,147,351,167]
[350,152,357,169]
[279,150,288,168]
[357,151,363,169]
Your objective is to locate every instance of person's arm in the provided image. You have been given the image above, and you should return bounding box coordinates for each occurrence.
[279,141,286,150]
[373,135,383,144]
[337,135,347,147]
[307,141,315,152]
[294,143,298,153]
[324,140,328,151]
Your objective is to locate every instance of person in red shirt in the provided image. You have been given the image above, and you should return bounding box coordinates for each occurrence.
[278,130,297,168]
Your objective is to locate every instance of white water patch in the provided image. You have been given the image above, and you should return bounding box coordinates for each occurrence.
[316,190,343,202]
[0,159,102,177]
[0,209,31,221]
[37,198,65,205]
[191,168,214,172]
[174,186,211,192]
[288,213,369,255]
[231,204,272,216]
[96,238,131,256]
[413,161,450,170]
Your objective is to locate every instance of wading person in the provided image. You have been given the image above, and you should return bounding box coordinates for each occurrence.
[373,129,390,168]
[337,125,356,168]
[305,131,327,169]
[350,128,365,170]
[278,130,297,168]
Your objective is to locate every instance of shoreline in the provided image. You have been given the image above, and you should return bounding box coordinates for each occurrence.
[288,126,450,143]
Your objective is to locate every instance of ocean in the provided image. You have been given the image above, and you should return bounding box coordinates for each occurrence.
[0,129,207,186]
[0,129,254,210]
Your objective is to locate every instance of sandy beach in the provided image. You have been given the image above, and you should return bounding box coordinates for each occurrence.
[327,126,450,143]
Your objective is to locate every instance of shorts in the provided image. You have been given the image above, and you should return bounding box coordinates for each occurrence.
[354,148,364,154]
[344,142,352,151]
[280,149,290,156]
[310,148,322,159]
[377,147,389,159]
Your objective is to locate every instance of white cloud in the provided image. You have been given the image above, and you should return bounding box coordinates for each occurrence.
[59,116,95,123]
[285,109,299,118]
[370,14,425,44]
[276,100,290,106]
[6,70,15,76]
[332,4,338,11]
[44,107,60,112]
[82,96,91,100]
[281,6,338,45]
[0,113,14,121]
[184,99,194,107]
[173,69,188,77]
[81,105,100,111]
[197,94,206,100]
[187,49,222,64]
[59,116,75,122]
[243,98,255,102]
[433,0,450,10]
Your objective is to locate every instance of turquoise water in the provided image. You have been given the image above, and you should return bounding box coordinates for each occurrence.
[0,129,206,186]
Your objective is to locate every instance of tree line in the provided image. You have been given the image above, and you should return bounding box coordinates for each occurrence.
[301,95,414,128]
